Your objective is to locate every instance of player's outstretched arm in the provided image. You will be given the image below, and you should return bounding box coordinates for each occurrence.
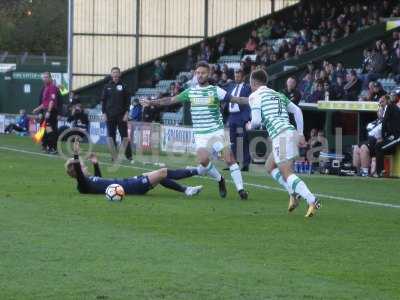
[287,102,306,146]
[230,96,249,105]
[140,96,179,107]
[89,153,102,177]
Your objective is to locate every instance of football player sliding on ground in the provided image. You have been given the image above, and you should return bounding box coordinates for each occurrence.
[65,139,202,197]
[239,69,320,217]
[140,61,249,200]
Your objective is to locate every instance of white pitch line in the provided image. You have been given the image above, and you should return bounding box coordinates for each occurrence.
[1,145,400,209]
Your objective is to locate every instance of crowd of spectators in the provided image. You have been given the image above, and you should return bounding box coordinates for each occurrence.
[138,0,400,123]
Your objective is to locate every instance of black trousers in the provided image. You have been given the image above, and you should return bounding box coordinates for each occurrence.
[5,124,26,133]
[229,121,251,167]
[41,110,58,151]
[106,118,132,160]
[375,136,400,174]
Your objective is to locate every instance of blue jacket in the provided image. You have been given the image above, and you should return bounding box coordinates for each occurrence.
[129,105,142,121]
[225,82,252,124]
[17,115,29,131]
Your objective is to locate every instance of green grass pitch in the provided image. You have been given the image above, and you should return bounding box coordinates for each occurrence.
[0,135,399,299]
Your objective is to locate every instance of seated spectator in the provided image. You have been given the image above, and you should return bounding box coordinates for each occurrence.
[331,76,346,100]
[344,70,362,101]
[374,90,400,177]
[218,72,231,88]
[129,98,142,122]
[309,80,324,103]
[282,76,301,105]
[243,30,259,54]
[332,62,347,83]
[142,97,160,122]
[4,109,29,135]
[370,82,387,102]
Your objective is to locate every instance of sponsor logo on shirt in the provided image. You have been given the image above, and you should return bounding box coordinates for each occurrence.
[116,85,123,91]
[191,97,212,106]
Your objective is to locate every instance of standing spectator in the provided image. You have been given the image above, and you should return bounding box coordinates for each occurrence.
[225,69,252,171]
[185,48,195,71]
[216,36,229,57]
[344,70,362,101]
[101,67,133,162]
[4,109,29,135]
[370,82,387,102]
[153,59,164,84]
[282,77,301,105]
[32,71,59,154]
[299,72,313,102]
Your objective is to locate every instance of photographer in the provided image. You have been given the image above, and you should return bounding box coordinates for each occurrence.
[58,101,90,141]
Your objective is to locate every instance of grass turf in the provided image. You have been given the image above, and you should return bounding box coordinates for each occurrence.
[0,135,399,299]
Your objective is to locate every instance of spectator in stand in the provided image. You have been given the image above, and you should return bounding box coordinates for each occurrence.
[370,82,387,102]
[332,62,347,83]
[129,98,142,122]
[331,75,346,100]
[216,36,230,58]
[299,72,313,102]
[282,77,301,105]
[199,42,211,62]
[142,97,160,123]
[344,70,362,101]
[243,30,259,54]
[153,59,164,84]
[218,72,231,88]
[309,80,325,103]
[4,109,29,135]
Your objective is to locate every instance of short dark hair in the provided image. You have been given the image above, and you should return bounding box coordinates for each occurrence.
[250,69,268,85]
[111,66,120,72]
[195,61,210,70]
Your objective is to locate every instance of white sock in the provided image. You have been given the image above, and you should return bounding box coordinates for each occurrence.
[196,165,208,176]
[206,162,222,181]
[270,168,292,195]
[361,167,369,174]
[287,174,316,204]
[229,163,244,191]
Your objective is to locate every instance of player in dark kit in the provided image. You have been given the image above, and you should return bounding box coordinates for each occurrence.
[65,140,202,197]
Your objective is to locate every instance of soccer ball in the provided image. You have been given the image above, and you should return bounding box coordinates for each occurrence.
[105,184,125,202]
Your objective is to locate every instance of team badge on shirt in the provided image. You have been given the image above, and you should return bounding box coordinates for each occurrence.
[116,85,123,91]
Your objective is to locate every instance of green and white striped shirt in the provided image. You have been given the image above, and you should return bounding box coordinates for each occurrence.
[176,85,226,135]
[249,86,295,138]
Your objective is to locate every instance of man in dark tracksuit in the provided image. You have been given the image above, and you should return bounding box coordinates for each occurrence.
[101,67,132,161]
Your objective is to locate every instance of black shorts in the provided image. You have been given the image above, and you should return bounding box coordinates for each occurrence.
[121,175,152,195]
[359,136,377,157]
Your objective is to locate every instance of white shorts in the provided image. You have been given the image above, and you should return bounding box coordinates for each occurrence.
[272,129,299,164]
[194,129,228,152]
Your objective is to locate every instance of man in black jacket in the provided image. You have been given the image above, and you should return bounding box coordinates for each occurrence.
[375,89,400,177]
[101,67,133,162]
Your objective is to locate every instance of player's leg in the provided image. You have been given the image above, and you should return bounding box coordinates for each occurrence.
[266,151,300,211]
[143,168,201,196]
[117,119,133,161]
[106,120,118,161]
[359,144,371,176]
[352,145,361,172]
[223,146,248,200]
[276,130,319,217]
[194,133,227,198]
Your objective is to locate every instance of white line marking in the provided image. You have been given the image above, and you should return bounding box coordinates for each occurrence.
[1,145,400,209]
